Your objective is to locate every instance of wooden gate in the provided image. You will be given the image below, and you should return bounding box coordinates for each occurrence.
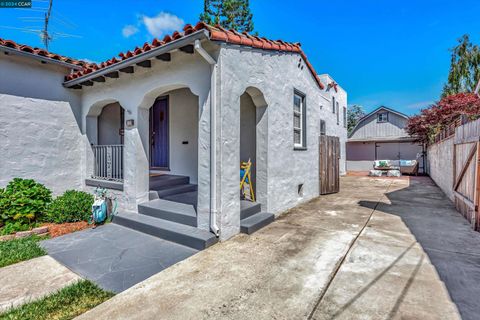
[453,120,480,230]
[319,135,340,195]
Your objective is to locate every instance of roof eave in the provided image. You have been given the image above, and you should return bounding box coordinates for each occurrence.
[347,137,418,143]
[63,29,210,88]
[1,45,83,70]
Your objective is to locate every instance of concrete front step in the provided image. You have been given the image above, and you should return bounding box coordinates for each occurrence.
[138,199,197,227]
[113,212,218,250]
[240,200,262,220]
[162,191,198,208]
[156,184,197,198]
[240,212,275,235]
[150,175,190,190]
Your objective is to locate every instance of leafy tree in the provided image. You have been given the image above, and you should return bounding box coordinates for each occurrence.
[200,0,254,33]
[406,93,480,143]
[442,34,480,97]
[347,105,366,134]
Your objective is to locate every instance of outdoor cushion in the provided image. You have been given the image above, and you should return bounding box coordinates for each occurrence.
[374,160,391,168]
[400,160,416,166]
[387,170,401,177]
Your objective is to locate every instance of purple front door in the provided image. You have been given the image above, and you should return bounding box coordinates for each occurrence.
[150,97,169,169]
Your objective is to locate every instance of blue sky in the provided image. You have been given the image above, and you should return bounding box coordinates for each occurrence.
[1,0,479,115]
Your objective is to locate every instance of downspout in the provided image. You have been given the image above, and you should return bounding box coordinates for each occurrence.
[194,39,220,236]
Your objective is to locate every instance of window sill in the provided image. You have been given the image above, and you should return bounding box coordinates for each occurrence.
[85,178,124,191]
[294,146,308,151]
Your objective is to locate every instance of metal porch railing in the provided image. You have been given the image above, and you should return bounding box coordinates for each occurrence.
[92,145,124,181]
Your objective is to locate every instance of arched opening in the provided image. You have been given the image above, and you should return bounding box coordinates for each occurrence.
[86,101,125,182]
[143,87,200,207]
[239,87,268,207]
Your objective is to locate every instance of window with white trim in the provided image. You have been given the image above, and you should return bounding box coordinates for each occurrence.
[293,90,306,149]
[377,112,388,123]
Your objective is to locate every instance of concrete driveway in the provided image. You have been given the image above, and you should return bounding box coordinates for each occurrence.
[77,176,473,320]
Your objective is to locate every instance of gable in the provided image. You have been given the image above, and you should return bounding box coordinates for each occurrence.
[349,107,409,140]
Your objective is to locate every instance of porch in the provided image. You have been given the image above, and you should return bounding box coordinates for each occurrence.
[75,36,276,241]
[84,87,199,196]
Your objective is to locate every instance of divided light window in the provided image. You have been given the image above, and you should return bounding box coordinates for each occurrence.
[377,112,388,123]
[293,90,306,149]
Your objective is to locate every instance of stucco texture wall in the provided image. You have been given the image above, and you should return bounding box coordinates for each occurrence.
[0,54,81,123]
[168,88,199,183]
[218,46,348,239]
[0,94,83,194]
[78,44,213,214]
[427,138,454,201]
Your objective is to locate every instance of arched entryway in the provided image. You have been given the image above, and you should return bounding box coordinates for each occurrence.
[138,86,200,208]
[86,100,125,182]
[239,87,268,208]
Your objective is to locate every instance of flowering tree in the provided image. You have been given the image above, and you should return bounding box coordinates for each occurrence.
[406,93,480,143]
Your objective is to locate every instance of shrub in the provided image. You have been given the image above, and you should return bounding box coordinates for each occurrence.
[45,190,94,223]
[0,178,52,228]
[0,221,34,235]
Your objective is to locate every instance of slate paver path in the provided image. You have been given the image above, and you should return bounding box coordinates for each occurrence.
[41,223,197,293]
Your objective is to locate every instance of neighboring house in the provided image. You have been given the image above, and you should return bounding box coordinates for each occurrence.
[347,106,424,172]
[0,22,347,243]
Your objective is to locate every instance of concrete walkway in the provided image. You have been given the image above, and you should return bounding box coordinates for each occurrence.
[77,176,469,319]
[0,255,80,312]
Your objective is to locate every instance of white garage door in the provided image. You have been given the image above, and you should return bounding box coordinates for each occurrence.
[376,142,422,160]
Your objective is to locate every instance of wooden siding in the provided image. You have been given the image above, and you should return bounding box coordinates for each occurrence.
[349,110,409,140]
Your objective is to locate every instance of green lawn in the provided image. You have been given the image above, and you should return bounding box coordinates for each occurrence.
[0,235,47,268]
[0,280,114,320]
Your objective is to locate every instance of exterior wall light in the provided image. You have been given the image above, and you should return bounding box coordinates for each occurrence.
[126,119,135,127]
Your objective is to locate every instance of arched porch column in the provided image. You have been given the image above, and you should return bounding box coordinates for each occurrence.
[122,104,149,211]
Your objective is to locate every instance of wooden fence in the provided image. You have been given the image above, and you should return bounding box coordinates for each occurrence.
[452,118,480,230]
[319,135,340,195]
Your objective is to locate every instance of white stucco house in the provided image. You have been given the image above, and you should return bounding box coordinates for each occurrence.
[0,22,347,244]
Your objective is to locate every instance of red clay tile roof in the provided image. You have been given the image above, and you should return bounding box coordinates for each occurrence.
[0,37,90,68]
[64,22,324,89]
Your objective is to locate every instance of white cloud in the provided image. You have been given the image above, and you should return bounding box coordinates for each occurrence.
[405,100,434,111]
[122,25,139,38]
[142,12,184,38]
[78,58,98,64]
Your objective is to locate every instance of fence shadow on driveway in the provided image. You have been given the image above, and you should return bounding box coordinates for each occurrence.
[358,176,480,320]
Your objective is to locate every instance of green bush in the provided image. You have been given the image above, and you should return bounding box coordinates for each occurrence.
[45,190,94,223]
[0,221,34,235]
[0,178,52,228]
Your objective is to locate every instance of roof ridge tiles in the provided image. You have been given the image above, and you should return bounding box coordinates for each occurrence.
[59,21,324,89]
[0,37,90,67]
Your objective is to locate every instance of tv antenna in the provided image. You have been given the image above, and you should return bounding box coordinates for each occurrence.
[41,0,52,50]
[0,0,80,50]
